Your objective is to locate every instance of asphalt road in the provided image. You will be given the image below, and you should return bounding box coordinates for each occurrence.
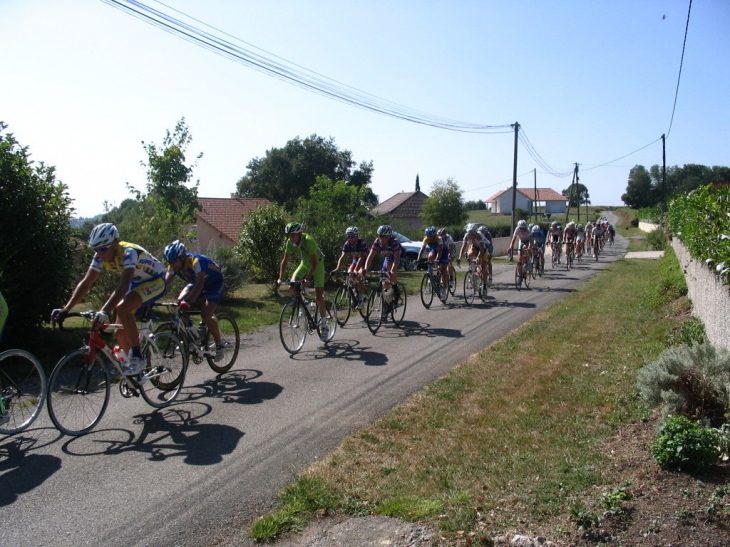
[1,215,627,547]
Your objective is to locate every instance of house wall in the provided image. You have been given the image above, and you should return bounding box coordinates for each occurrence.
[195,220,235,254]
[545,201,567,214]
[494,192,531,214]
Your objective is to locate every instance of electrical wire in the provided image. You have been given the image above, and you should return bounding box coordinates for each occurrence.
[666,0,693,139]
[99,0,513,133]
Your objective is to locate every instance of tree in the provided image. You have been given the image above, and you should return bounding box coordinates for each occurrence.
[465,200,487,210]
[125,117,202,247]
[622,165,655,208]
[0,122,75,336]
[421,177,468,227]
[235,134,376,210]
[234,203,289,283]
[562,183,591,207]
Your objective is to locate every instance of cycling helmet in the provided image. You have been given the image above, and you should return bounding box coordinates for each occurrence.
[88,223,119,249]
[531,224,541,233]
[284,222,303,234]
[377,225,393,237]
[163,240,186,263]
[345,226,359,236]
[465,223,478,234]
[577,224,584,230]
[551,221,558,227]
[478,225,489,234]
[567,221,575,228]
[517,220,527,228]
[425,226,437,237]
[437,228,447,236]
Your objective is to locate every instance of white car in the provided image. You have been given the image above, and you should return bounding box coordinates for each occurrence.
[392,231,423,271]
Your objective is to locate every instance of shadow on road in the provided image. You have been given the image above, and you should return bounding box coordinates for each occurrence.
[0,431,64,507]
[285,339,390,367]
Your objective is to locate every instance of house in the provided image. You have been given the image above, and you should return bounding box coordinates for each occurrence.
[193,196,270,252]
[486,187,567,216]
[368,190,429,231]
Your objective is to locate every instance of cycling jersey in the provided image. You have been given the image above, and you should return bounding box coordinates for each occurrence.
[341,238,368,256]
[286,233,326,287]
[531,230,546,247]
[513,227,532,245]
[564,227,577,241]
[463,233,487,257]
[576,228,586,240]
[371,237,402,270]
[91,241,165,283]
[168,253,224,288]
[547,227,562,242]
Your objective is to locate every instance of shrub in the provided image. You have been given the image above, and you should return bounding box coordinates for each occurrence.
[647,226,667,251]
[650,415,721,472]
[636,341,730,426]
[235,203,289,283]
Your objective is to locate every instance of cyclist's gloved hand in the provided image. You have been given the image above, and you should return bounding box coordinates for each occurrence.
[51,308,68,326]
[92,311,109,330]
[177,301,190,312]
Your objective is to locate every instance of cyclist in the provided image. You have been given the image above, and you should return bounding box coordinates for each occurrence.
[438,228,457,291]
[418,226,450,301]
[547,221,562,264]
[575,223,586,257]
[563,221,577,260]
[592,220,605,254]
[530,224,546,270]
[363,225,403,304]
[457,223,488,293]
[607,222,616,244]
[331,226,368,309]
[51,223,166,375]
[477,225,494,285]
[275,222,330,342]
[585,221,594,254]
[163,240,229,362]
[509,220,533,278]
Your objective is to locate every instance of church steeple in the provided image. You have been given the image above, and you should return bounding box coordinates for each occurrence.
[415,174,420,193]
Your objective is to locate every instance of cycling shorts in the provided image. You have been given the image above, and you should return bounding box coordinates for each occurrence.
[183,278,227,305]
[293,260,325,288]
[130,276,166,318]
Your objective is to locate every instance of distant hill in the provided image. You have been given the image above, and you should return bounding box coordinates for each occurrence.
[70,215,103,229]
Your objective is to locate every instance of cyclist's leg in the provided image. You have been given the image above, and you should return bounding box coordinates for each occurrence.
[116,277,166,356]
[201,280,226,344]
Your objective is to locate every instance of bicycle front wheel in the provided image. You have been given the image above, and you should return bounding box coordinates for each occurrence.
[47,349,110,436]
[140,332,188,408]
[515,267,523,290]
[420,274,434,309]
[205,313,240,373]
[334,286,351,327]
[0,350,47,435]
[523,265,531,288]
[463,269,476,306]
[448,271,457,296]
[365,290,384,334]
[391,285,407,326]
[279,299,306,354]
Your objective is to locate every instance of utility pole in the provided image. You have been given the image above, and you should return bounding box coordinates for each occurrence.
[533,168,538,224]
[511,122,519,233]
[661,134,666,216]
[564,163,578,225]
[576,164,580,222]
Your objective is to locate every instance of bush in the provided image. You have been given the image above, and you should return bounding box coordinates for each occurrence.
[646,226,667,251]
[637,341,730,426]
[650,415,721,472]
[235,203,289,283]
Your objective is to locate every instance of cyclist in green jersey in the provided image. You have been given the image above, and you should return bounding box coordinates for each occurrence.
[274,222,330,342]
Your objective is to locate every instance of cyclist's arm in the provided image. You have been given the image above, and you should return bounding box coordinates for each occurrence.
[417,242,426,262]
[277,252,291,284]
[332,251,347,273]
[185,271,206,303]
[363,247,377,272]
[101,267,135,317]
[61,266,100,313]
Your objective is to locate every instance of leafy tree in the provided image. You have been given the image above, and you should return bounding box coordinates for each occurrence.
[621,165,655,208]
[234,203,289,283]
[125,117,202,248]
[421,177,468,227]
[465,200,486,210]
[0,121,75,336]
[562,183,591,207]
[235,134,376,210]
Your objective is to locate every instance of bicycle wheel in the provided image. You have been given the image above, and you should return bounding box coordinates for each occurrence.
[139,332,187,408]
[204,313,240,373]
[47,349,110,436]
[365,289,384,334]
[279,299,307,354]
[463,269,476,306]
[515,267,523,290]
[523,265,531,288]
[551,248,558,269]
[317,293,337,343]
[334,286,351,327]
[0,350,47,435]
[420,274,434,309]
[448,271,457,296]
[391,285,407,326]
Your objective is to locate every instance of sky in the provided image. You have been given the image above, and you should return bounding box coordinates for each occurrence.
[1,0,728,218]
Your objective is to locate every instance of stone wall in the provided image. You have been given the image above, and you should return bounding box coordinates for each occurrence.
[639,221,660,232]
[672,238,730,351]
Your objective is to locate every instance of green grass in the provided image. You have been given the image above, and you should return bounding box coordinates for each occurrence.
[248,252,686,544]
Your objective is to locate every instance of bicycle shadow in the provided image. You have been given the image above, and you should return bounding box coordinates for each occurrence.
[0,431,63,506]
[61,406,244,465]
[284,339,390,367]
[178,369,283,406]
[400,321,463,339]
[490,299,538,309]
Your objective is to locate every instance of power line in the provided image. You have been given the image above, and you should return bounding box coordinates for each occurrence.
[100,0,513,133]
[580,137,662,172]
[666,0,693,138]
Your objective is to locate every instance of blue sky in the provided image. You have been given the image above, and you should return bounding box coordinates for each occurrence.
[2,0,728,218]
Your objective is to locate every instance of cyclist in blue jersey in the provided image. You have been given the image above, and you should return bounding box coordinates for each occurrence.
[163,240,229,361]
[530,224,546,270]
[418,226,449,301]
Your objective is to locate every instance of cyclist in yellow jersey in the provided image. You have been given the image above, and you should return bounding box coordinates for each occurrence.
[52,223,166,376]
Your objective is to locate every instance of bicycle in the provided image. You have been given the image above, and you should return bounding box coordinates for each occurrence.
[514,247,532,290]
[0,349,47,435]
[333,270,366,327]
[46,309,188,436]
[154,302,240,374]
[420,260,446,309]
[446,264,457,297]
[278,282,337,354]
[565,241,575,270]
[593,237,600,261]
[531,246,543,279]
[462,258,485,306]
[551,241,560,269]
[576,240,584,263]
[365,271,407,334]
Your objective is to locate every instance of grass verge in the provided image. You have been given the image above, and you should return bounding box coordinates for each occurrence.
[249,252,687,544]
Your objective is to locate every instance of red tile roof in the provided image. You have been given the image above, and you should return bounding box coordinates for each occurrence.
[486,187,566,203]
[196,197,271,242]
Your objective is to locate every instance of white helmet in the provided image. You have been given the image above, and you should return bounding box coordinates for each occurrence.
[517,220,527,228]
[88,223,119,249]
